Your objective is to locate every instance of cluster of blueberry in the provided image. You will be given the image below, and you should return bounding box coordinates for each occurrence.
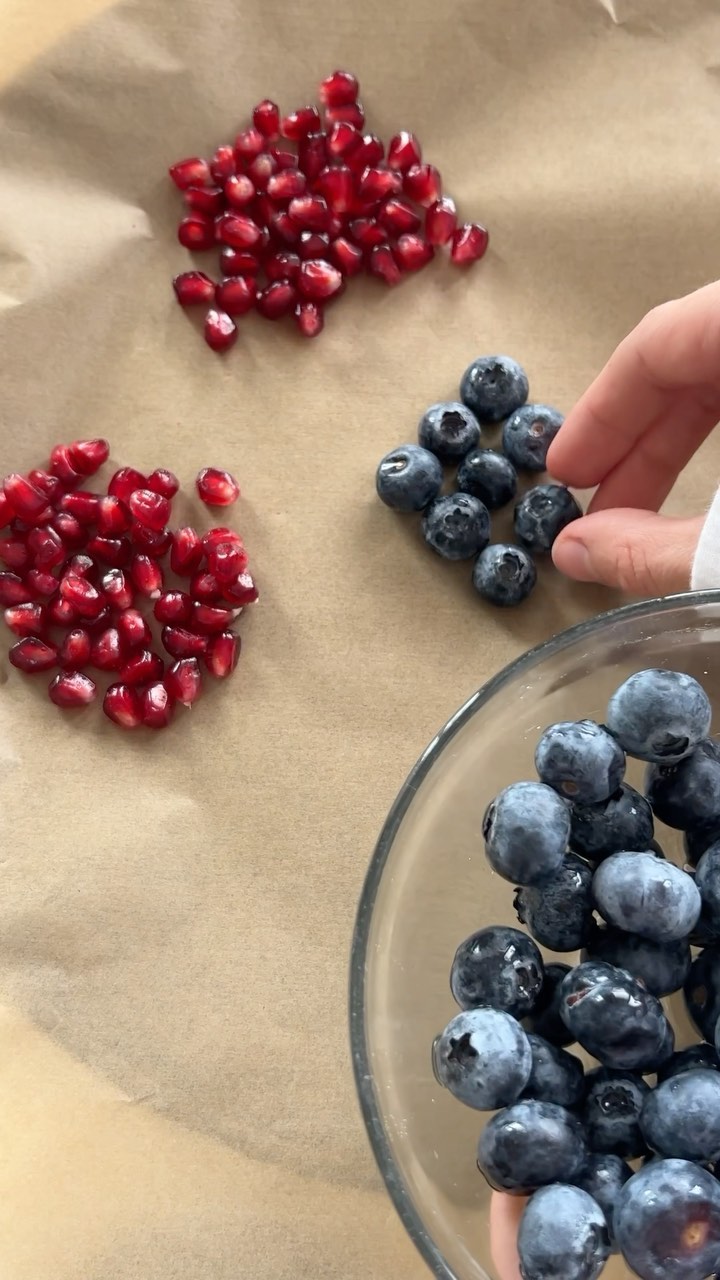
[375,354,582,606]
[432,668,720,1280]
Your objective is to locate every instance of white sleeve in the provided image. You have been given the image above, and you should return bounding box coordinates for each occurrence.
[691,486,720,589]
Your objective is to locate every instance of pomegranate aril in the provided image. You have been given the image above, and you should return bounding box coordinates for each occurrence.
[426,196,457,246]
[131,524,173,558]
[101,568,133,611]
[403,163,442,205]
[265,252,301,283]
[315,165,354,215]
[288,194,331,233]
[86,535,132,568]
[210,145,237,182]
[154,591,192,624]
[196,467,240,508]
[59,490,100,525]
[178,214,216,251]
[0,573,33,606]
[220,246,260,276]
[3,474,49,522]
[59,573,104,619]
[252,98,281,139]
[86,604,111,633]
[48,595,79,627]
[205,309,238,352]
[272,147,299,170]
[298,259,343,301]
[297,132,328,181]
[171,527,204,576]
[51,512,85,549]
[295,300,324,338]
[270,211,300,245]
[4,602,46,638]
[49,444,82,490]
[0,492,13,528]
[166,657,202,706]
[299,232,330,261]
[97,495,131,535]
[395,233,435,271]
[120,648,165,685]
[127,488,171,532]
[116,608,151,650]
[369,243,402,285]
[162,626,208,660]
[90,627,125,671]
[216,212,263,250]
[191,570,223,603]
[26,569,58,598]
[104,682,143,728]
[223,173,255,209]
[347,134,384,172]
[108,467,147,503]
[267,170,307,202]
[215,276,257,316]
[387,131,422,172]
[190,602,238,633]
[357,167,403,203]
[206,540,248,582]
[221,570,259,606]
[256,281,297,320]
[450,221,489,265]
[147,469,180,500]
[233,127,264,164]
[379,197,421,235]
[142,681,175,729]
[9,636,58,673]
[68,554,101,580]
[49,670,96,708]
[329,236,364,277]
[28,470,63,504]
[205,630,241,678]
[349,217,388,250]
[282,105,321,140]
[58,627,92,668]
[184,184,224,216]
[255,193,277,230]
[202,526,243,553]
[0,538,30,571]
[319,69,359,107]
[169,157,211,190]
[324,102,365,130]
[130,553,164,598]
[173,271,215,307]
[28,526,65,569]
[247,152,277,192]
[326,121,361,159]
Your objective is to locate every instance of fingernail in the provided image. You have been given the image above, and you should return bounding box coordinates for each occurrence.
[553,537,594,581]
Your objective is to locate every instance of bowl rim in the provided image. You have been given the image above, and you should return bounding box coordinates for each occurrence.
[349,589,720,1280]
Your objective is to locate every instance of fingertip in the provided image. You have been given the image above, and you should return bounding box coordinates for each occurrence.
[490,1192,525,1280]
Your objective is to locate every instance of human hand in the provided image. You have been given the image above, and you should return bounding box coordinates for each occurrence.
[547,280,720,596]
[490,1191,524,1280]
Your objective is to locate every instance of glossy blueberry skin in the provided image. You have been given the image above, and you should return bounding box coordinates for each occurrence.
[432,1008,531,1110]
[607,669,712,764]
[560,961,674,1072]
[523,963,574,1048]
[422,492,490,561]
[459,354,529,424]
[657,1043,719,1083]
[583,1066,649,1158]
[584,925,691,998]
[684,821,720,868]
[477,1099,588,1195]
[593,850,701,943]
[693,842,720,938]
[456,448,517,509]
[518,1184,610,1280]
[569,783,654,862]
[375,443,443,512]
[645,738,720,830]
[514,853,594,952]
[535,719,625,805]
[450,925,544,1016]
[514,483,582,553]
[684,948,720,1042]
[521,1034,585,1108]
[614,1158,720,1280]
[483,781,570,886]
[640,1069,720,1163]
[573,1153,631,1247]
[502,403,564,472]
[472,543,536,608]
[418,402,481,462]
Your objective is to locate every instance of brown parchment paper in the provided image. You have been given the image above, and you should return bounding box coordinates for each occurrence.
[2,0,720,1276]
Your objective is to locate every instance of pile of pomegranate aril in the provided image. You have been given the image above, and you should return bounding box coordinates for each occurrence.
[0,443,255,730]
[169,69,489,351]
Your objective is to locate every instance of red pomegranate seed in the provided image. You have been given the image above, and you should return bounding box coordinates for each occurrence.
[162,626,208,660]
[282,105,321,141]
[295,300,324,338]
[216,212,263,249]
[26,569,58,597]
[347,134,384,172]
[178,214,216,251]
[64,552,96,579]
[395,233,435,271]
[215,276,257,316]
[0,492,13,528]
[265,252,301,283]
[196,467,240,507]
[358,167,403,203]
[369,243,402,285]
[86,535,131,568]
[191,570,222,603]
[247,152,277,192]
[48,596,79,628]
[379,198,421,235]
[3,474,49,522]
[120,648,165,685]
[58,627,92,668]
[298,232,330,260]
[147,469,179,500]
[234,127,264,163]
[90,626,125,671]
[272,147,299,170]
[210,145,237,182]
[255,193,277,229]
[349,218,388,250]
[324,102,365,129]
[142,681,175,729]
[9,636,58,673]
[205,630,241,678]
[130,553,163,598]
[154,591,192,624]
[165,657,202,706]
[450,222,489,265]
[101,568,133,611]
[28,526,65,568]
[270,211,300,245]
[298,259,343,301]
[60,573,104,619]
[319,69,359,107]
[425,196,457,246]
[169,157,211,190]
[28,469,63,504]
[59,491,100,525]
[326,122,361,159]
[50,512,85,549]
[97,495,131,535]
[49,670,96,708]
[315,165,354,214]
[131,523,172,558]
[127,488,171,532]
[4,602,46,637]
[173,271,215,306]
[87,605,111,633]
[108,467,146,503]
[171,527,203,576]
[288,195,331,232]
[220,246,260,276]
[0,538,30,571]
[387,132,422,172]
[49,444,82,490]
[223,174,255,209]
[202,526,243,553]
[221,570,259,606]
[403,163,441,206]
[256,281,297,319]
[116,608,151,650]
[205,309,238,352]
[103,682,143,729]
[190,602,237,633]
[183,184,224,216]
[0,573,33,606]
[253,99,280,139]
[206,540,248,582]
[329,237,364,277]
[296,132,327,182]
[267,170,307,202]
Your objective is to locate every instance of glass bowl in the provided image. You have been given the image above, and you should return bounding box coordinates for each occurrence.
[350,591,720,1280]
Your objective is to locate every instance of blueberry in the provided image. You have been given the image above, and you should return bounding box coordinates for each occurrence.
[607,669,712,764]
[459,354,529,424]
[521,1034,585,1108]
[657,1043,719,1083]
[684,820,720,868]
[583,925,691,998]
[569,783,654,862]
[456,448,517,509]
[523,963,574,1048]
[592,850,701,943]
[502,403,564,472]
[432,1008,531,1110]
[450,925,544,1016]
[645,739,720,829]
[514,853,594,952]
[560,961,674,1072]
[640,1069,720,1163]
[477,1099,588,1195]
[614,1159,720,1280]
[582,1067,649,1158]
[375,443,443,512]
[421,492,490,560]
[472,543,536,608]
[483,781,570,886]
[514,483,582,553]
[518,1184,610,1280]
[417,401,481,461]
[684,948,720,1042]
[572,1153,632,1247]
[693,842,720,938]
[535,720,625,804]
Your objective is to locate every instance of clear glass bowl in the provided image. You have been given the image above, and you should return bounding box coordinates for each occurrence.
[350,592,720,1280]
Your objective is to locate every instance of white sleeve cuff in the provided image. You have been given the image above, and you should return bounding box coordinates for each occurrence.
[691,485,720,590]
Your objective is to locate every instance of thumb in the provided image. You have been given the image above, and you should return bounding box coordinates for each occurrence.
[552,509,704,596]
